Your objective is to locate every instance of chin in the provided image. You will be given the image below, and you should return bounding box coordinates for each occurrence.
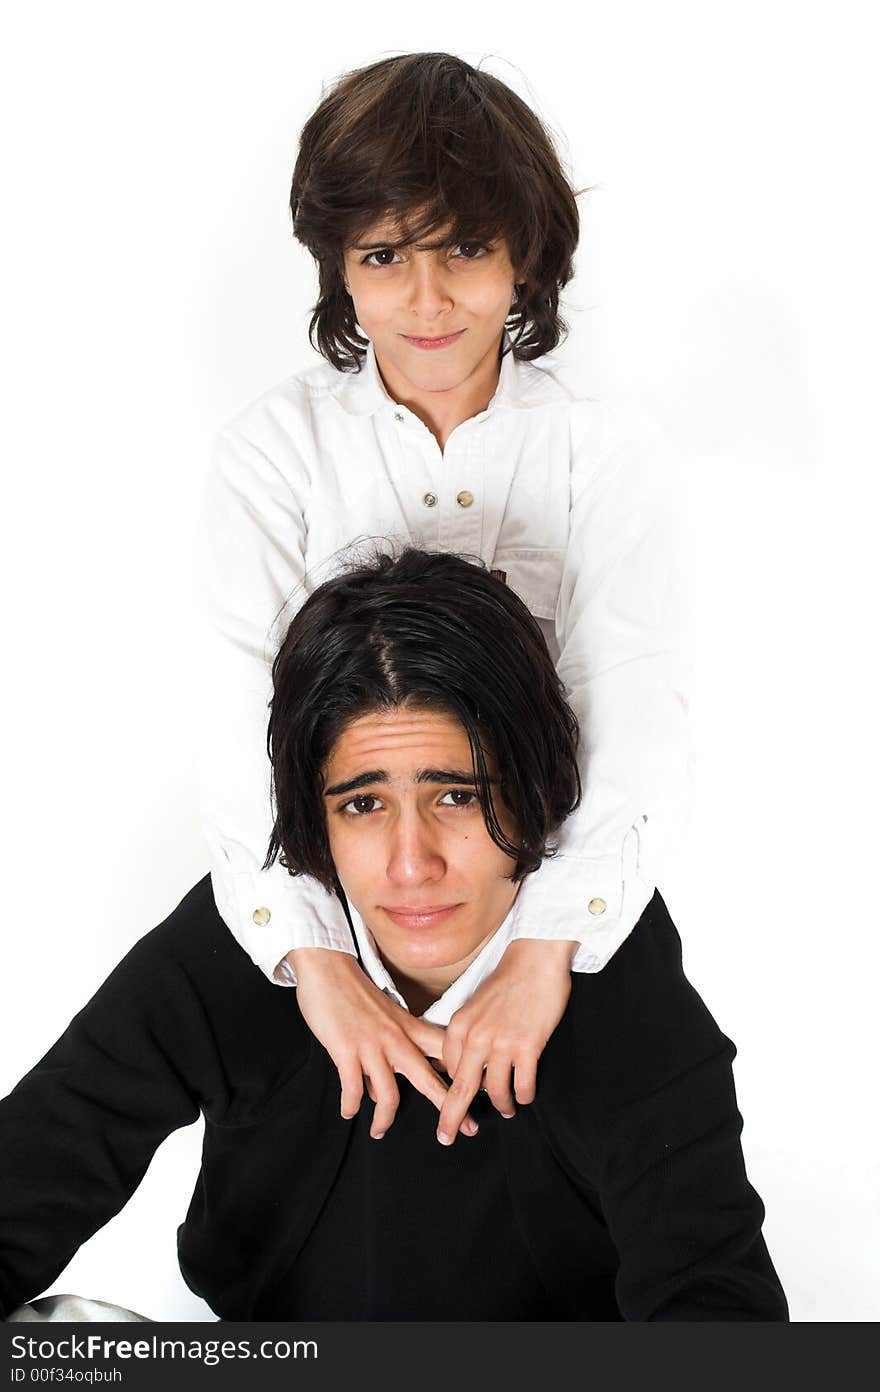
[423,357,492,390]
[410,371,474,395]
[392,932,475,972]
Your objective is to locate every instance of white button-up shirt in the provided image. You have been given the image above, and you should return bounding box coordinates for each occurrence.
[197,341,691,981]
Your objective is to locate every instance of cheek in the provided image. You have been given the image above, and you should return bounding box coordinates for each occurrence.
[454,826,515,894]
[470,273,517,320]
[347,280,390,332]
[325,821,369,889]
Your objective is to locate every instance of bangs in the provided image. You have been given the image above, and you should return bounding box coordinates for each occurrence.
[346,199,508,256]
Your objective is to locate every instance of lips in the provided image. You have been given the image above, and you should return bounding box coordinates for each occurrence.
[381,903,462,928]
[400,329,466,351]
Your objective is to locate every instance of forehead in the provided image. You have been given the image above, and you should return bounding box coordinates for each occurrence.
[350,209,453,248]
[325,708,475,779]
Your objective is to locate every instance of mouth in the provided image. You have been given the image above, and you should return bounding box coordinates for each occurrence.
[381,903,463,928]
[400,329,466,351]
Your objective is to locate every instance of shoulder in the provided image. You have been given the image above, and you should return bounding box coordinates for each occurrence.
[217,357,361,451]
[124,876,297,1019]
[514,342,676,481]
[507,355,658,494]
[86,878,312,1109]
[123,874,259,982]
[563,401,685,526]
[538,893,733,1125]
[511,351,578,406]
[210,356,362,481]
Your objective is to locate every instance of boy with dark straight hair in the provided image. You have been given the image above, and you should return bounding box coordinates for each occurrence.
[1,552,786,1322]
[199,51,691,1147]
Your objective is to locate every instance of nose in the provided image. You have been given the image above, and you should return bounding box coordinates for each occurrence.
[385,808,446,888]
[406,254,453,324]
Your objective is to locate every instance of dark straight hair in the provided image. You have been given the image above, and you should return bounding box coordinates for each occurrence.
[265,549,581,892]
[290,52,582,371]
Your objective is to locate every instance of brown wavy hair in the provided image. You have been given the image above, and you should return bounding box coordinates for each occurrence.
[290,53,581,371]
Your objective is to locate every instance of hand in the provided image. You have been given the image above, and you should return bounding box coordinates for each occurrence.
[286,947,478,1141]
[437,937,576,1145]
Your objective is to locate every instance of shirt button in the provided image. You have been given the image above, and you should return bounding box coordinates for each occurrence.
[422,492,438,508]
[588,898,606,916]
[456,490,474,508]
[252,906,271,926]
[394,411,404,423]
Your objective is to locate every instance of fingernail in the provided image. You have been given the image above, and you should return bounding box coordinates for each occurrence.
[501,1111,515,1119]
[437,1130,452,1146]
[371,1130,386,1141]
[463,1119,479,1136]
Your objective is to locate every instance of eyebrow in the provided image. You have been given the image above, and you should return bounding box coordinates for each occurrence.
[323,768,489,797]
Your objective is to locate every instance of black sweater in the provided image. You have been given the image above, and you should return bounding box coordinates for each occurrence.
[0,879,788,1321]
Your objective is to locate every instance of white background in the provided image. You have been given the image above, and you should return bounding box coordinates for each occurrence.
[1,0,877,1322]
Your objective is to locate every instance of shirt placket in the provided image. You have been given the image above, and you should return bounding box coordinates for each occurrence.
[386,409,441,546]
[438,423,485,557]
[389,410,486,557]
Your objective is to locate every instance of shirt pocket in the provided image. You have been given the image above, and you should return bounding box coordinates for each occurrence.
[490,547,565,622]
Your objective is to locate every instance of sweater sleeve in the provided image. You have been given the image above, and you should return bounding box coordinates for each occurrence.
[594,1037,789,1321]
[0,939,215,1320]
[538,893,788,1321]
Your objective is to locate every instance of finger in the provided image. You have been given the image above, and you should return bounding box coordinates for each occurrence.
[338,1058,364,1120]
[483,1054,516,1117]
[363,1057,400,1139]
[436,1047,487,1146]
[513,1055,538,1106]
[400,1016,449,1063]
[441,1024,467,1081]
[394,1048,479,1139]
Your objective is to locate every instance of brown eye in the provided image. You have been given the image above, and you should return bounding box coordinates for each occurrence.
[438,789,478,808]
[341,794,381,815]
[451,243,487,260]
[363,248,400,267]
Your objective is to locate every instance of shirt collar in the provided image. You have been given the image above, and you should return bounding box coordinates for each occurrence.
[331,333,570,419]
[331,340,396,416]
[344,899,517,1027]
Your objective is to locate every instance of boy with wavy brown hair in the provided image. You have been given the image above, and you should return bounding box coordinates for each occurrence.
[199,51,690,1146]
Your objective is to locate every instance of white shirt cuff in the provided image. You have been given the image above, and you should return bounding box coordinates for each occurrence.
[210,865,357,984]
[507,825,654,973]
